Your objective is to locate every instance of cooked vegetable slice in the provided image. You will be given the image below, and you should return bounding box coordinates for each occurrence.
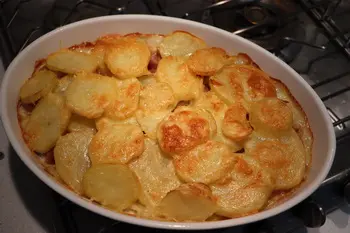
[211,154,274,217]
[54,130,94,193]
[249,98,293,137]
[105,38,151,79]
[23,93,71,153]
[83,164,140,211]
[67,114,96,133]
[65,73,117,119]
[157,183,216,221]
[245,131,306,190]
[173,140,235,184]
[187,47,228,76]
[159,31,206,57]
[156,56,202,101]
[89,123,144,165]
[222,103,252,141]
[46,49,98,74]
[20,70,58,103]
[129,138,181,207]
[104,78,141,120]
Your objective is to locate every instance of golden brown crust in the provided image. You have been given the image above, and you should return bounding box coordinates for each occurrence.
[173,140,235,184]
[157,108,211,154]
[222,103,252,141]
[105,38,151,79]
[17,30,313,223]
[187,47,228,76]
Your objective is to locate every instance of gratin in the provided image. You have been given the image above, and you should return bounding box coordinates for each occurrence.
[17,30,313,222]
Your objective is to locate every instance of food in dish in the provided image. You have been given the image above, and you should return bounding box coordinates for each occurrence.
[17,30,312,222]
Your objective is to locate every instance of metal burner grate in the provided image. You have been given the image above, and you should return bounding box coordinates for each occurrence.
[1,0,350,232]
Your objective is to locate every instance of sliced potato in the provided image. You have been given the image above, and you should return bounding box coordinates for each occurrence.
[192,92,243,151]
[209,66,245,105]
[156,56,202,101]
[129,138,181,207]
[222,103,252,141]
[245,131,306,190]
[104,78,141,120]
[211,154,274,218]
[157,183,216,221]
[83,164,140,211]
[53,75,73,95]
[237,65,277,102]
[46,49,98,74]
[89,123,144,165]
[159,31,207,57]
[173,140,235,184]
[187,47,228,76]
[138,82,176,113]
[65,73,117,119]
[157,107,213,155]
[105,38,151,79]
[20,70,58,103]
[249,98,293,137]
[95,116,139,131]
[23,93,71,153]
[54,130,94,193]
[67,114,96,133]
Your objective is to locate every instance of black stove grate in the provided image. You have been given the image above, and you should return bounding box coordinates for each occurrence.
[1,0,350,232]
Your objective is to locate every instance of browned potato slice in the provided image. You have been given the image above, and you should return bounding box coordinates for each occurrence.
[187,47,228,76]
[105,38,151,79]
[129,138,181,207]
[46,49,98,74]
[210,65,277,106]
[89,123,144,165]
[173,140,235,184]
[222,103,252,141]
[192,92,243,151]
[159,31,207,57]
[209,66,245,105]
[157,183,216,221]
[245,131,306,190]
[211,154,274,217]
[238,65,277,102]
[65,73,117,119]
[156,56,202,101]
[20,70,58,103]
[83,164,140,211]
[104,78,141,120]
[157,107,214,155]
[67,114,96,133]
[249,98,293,137]
[23,93,71,153]
[54,130,94,193]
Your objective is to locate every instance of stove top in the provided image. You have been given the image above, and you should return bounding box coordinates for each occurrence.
[1,0,350,233]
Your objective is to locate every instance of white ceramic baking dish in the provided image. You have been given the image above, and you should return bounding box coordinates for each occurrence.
[0,15,336,230]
